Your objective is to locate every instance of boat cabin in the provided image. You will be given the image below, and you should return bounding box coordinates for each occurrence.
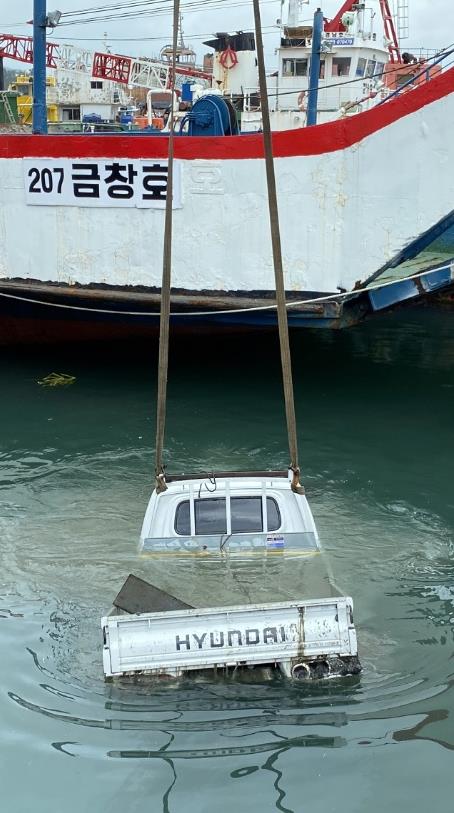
[261,0,390,126]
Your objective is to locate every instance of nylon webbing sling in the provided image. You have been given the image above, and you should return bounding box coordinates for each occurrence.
[155,0,180,493]
[252,0,303,493]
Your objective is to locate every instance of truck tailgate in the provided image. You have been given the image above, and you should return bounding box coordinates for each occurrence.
[102,596,358,679]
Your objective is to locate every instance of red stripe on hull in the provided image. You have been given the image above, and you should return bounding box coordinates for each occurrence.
[1,67,453,161]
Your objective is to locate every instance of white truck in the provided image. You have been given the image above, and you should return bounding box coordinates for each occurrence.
[102,471,361,680]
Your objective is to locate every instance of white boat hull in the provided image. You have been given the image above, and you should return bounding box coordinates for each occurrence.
[0,70,453,328]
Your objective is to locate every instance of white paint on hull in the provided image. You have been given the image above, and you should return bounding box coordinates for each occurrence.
[0,89,453,294]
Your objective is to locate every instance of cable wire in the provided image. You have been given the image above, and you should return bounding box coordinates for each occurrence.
[55,27,279,42]
[0,262,451,317]
[60,0,277,16]
[57,0,279,26]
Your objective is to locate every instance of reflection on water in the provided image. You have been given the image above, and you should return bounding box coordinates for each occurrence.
[1,308,454,812]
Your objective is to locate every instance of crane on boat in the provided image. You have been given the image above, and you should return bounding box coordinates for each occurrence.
[0,32,212,91]
[324,0,403,62]
[0,0,409,91]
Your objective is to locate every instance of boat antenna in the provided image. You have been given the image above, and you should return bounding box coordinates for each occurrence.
[252,0,303,494]
[154,0,180,493]
[179,11,185,50]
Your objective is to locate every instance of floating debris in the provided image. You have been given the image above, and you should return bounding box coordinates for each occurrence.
[37,373,76,388]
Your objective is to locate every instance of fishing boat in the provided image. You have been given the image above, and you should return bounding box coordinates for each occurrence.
[0,0,453,342]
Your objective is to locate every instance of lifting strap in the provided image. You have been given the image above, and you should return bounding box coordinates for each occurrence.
[155,0,180,493]
[252,0,303,494]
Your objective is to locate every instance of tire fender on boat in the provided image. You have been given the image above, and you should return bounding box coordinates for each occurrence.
[298,91,307,111]
[220,47,238,70]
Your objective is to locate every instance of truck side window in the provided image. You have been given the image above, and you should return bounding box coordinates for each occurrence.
[265,497,281,531]
[175,500,191,535]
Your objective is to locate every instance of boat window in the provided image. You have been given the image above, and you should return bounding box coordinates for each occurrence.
[295,59,309,77]
[282,58,309,77]
[375,61,385,78]
[91,80,103,90]
[365,59,376,77]
[62,107,80,121]
[356,57,367,77]
[174,496,281,535]
[396,72,413,86]
[332,57,351,77]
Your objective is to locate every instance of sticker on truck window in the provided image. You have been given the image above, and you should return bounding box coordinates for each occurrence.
[266,535,285,549]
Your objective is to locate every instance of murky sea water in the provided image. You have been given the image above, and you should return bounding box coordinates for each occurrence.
[1,308,454,812]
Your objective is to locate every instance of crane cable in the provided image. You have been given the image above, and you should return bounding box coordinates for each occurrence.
[0,261,451,315]
[252,0,303,495]
[154,0,180,493]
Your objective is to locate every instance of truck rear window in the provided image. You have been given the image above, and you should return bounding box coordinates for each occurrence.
[175,496,281,535]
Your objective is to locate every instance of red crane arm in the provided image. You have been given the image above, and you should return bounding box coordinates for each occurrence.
[378,0,401,63]
[92,53,133,84]
[324,0,355,32]
[0,32,212,88]
[323,1,401,63]
[0,34,59,68]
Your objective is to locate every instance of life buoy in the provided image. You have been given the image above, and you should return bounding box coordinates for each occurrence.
[219,46,238,70]
[298,90,307,111]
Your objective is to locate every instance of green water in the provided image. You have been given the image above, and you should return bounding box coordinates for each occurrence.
[1,308,454,812]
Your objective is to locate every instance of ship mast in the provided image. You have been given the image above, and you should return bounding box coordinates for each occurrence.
[287,0,304,27]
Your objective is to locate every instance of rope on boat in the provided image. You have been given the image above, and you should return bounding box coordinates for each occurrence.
[0,262,452,316]
[253,0,302,494]
[154,0,180,492]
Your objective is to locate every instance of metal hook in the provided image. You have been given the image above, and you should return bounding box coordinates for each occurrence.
[155,470,168,493]
[290,466,305,495]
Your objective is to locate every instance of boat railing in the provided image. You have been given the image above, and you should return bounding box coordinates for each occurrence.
[231,80,387,122]
[232,44,453,120]
[377,46,454,106]
[404,47,445,62]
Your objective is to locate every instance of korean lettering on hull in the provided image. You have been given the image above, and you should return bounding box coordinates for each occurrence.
[23,158,182,208]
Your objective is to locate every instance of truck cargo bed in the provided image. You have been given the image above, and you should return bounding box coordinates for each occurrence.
[102,594,359,680]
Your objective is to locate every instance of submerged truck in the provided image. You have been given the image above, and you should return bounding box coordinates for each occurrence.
[102,471,361,680]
